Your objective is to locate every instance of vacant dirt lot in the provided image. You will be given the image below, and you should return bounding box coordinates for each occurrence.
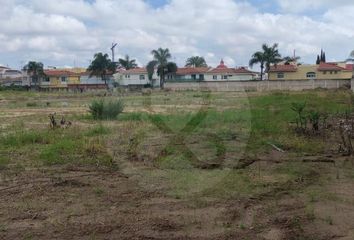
[1,89,354,239]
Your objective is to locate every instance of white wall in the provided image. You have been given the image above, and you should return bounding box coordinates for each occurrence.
[116,73,149,85]
[204,73,255,81]
[166,79,351,92]
[80,75,107,84]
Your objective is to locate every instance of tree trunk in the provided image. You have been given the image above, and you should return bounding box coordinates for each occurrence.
[102,74,108,90]
[34,75,38,90]
[160,74,164,89]
[260,65,264,81]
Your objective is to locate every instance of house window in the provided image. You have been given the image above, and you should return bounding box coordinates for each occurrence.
[222,75,228,80]
[125,74,130,78]
[323,71,327,75]
[61,77,67,83]
[334,71,338,74]
[213,75,217,80]
[330,71,333,74]
[277,72,285,79]
[44,77,50,82]
[139,75,145,80]
[306,72,316,79]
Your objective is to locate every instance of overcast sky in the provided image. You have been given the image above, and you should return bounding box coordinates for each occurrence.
[1,0,354,70]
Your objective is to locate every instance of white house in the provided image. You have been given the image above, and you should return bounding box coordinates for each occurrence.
[114,68,160,87]
[167,67,211,81]
[78,72,114,89]
[204,60,257,81]
[166,60,257,82]
[0,69,23,79]
[0,66,28,86]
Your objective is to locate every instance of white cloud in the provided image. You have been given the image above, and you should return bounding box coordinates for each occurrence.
[276,0,353,13]
[0,0,354,70]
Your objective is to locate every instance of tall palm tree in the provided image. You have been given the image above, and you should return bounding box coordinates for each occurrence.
[185,56,207,67]
[263,43,282,72]
[146,48,177,89]
[88,52,117,88]
[249,43,282,81]
[118,55,138,70]
[283,56,301,65]
[249,52,266,81]
[23,61,44,89]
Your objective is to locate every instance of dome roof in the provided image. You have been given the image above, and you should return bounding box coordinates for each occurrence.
[216,59,228,69]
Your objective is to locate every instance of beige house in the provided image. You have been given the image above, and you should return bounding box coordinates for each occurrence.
[269,62,353,81]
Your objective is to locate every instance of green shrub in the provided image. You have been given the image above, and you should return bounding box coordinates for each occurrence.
[103,100,124,118]
[89,99,124,120]
[89,99,104,119]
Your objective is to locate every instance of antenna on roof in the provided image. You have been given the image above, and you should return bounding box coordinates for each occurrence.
[111,43,118,62]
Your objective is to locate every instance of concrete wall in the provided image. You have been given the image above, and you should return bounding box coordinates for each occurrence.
[165,79,351,92]
[204,73,255,81]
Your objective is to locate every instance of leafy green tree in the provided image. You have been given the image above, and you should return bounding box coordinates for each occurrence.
[316,55,320,65]
[118,55,138,70]
[146,48,177,89]
[88,53,117,87]
[249,43,282,81]
[185,56,207,67]
[23,61,44,89]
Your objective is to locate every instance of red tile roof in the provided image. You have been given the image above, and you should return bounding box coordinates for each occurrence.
[234,67,256,75]
[209,67,236,74]
[176,67,210,75]
[344,64,354,71]
[317,62,345,71]
[216,59,228,69]
[119,68,147,74]
[208,59,232,73]
[269,65,297,72]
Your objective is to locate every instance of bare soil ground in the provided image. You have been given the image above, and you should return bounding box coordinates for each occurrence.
[2,157,354,240]
[1,90,354,239]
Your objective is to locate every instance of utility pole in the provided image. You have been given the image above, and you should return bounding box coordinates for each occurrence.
[111,43,117,62]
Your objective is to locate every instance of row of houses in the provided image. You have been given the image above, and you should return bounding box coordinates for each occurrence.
[40,69,110,90]
[0,67,113,90]
[1,59,259,89]
[116,60,259,87]
[1,59,353,90]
